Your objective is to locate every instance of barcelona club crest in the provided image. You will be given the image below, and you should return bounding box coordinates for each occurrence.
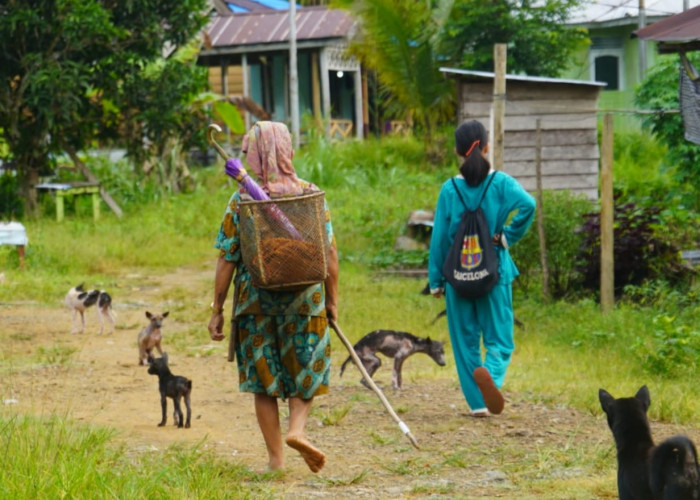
[460,234,482,270]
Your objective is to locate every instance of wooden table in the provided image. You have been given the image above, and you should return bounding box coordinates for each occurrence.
[0,221,28,268]
[36,182,101,222]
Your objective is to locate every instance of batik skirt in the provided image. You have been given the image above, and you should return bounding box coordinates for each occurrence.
[233,314,330,400]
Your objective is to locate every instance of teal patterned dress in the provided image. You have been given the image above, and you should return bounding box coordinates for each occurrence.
[215,182,334,400]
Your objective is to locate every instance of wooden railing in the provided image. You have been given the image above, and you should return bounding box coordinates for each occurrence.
[329,119,354,140]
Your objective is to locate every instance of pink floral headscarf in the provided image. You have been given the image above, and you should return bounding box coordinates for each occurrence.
[241,121,314,198]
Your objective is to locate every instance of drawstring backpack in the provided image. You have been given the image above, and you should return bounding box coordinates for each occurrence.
[442,173,500,299]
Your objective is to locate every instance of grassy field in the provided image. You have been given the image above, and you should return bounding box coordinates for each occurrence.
[1,134,699,498]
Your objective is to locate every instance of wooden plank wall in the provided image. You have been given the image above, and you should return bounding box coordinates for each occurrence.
[458,80,600,200]
[208,66,244,96]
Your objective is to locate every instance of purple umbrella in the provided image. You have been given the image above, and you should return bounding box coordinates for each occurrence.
[206,126,302,241]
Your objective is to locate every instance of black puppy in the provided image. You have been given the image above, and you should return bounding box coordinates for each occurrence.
[599,385,700,500]
[147,353,192,429]
[651,436,700,499]
[339,330,446,390]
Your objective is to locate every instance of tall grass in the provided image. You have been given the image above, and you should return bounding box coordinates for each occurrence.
[0,415,272,499]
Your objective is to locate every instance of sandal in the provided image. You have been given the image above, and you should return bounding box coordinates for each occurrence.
[469,409,490,418]
[473,367,505,415]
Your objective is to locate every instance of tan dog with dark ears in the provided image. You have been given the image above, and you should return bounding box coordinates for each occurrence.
[137,311,169,366]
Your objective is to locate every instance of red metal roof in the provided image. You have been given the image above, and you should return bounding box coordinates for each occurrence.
[206,6,355,48]
[634,4,700,41]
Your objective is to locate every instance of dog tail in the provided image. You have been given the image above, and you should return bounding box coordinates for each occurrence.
[650,435,700,498]
[339,356,352,377]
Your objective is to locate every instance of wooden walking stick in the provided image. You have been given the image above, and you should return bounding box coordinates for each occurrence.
[329,319,420,449]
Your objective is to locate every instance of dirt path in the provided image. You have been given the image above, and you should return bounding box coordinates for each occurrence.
[2,267,699,498]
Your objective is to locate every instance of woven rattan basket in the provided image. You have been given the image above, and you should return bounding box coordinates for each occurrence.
[239,191,329,291]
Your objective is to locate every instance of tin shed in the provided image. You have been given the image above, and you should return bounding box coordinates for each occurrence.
[441,68,606,200]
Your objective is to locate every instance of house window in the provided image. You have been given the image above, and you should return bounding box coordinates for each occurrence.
[595,54,620,90]
[589,37,624,90]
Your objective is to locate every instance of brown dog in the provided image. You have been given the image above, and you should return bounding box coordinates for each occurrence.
[339,329,446,390]
[137,311,169,366]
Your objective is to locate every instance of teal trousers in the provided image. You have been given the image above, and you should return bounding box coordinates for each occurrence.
[445,282,514,411]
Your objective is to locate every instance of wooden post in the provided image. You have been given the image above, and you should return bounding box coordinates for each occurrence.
[535,118,550,301]
[311,53,322,128]
[56,191,65,222]
[289,0,300,149]
[492,44,507,171]
[92,191,100,221]
[600,113,615,313]
[319,47,331,139]
[242,54,250,131]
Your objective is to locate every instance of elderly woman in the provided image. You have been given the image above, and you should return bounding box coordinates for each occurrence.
[207,121,339,473]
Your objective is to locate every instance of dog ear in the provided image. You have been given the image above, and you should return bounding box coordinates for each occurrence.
[163,311,169,318]
[599,389,615,414]
[146,311,152,319]
[162,352,169,363]
[635,385,651,411]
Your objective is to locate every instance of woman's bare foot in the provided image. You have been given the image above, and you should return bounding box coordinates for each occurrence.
[285,434,326,473]
[267,458,284,472]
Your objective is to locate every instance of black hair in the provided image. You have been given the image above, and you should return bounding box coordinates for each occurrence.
[455,120,490,186]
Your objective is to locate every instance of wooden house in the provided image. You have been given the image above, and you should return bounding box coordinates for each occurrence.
[442,68,605,200]
[197,0,365,140]
[562,0,700,130]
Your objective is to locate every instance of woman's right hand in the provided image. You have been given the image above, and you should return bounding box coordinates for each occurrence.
[208,313,226,342]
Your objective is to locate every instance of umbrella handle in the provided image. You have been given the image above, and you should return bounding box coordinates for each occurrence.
[329,319,420,449]
[207,124,230,161]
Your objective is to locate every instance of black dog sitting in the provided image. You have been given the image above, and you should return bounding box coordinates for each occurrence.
[599,385,700,499]
[147,353,192,428]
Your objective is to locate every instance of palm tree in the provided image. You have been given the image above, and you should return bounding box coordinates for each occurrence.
[345,0,455,146]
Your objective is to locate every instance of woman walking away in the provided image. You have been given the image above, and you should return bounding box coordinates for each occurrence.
[207,121,339,472]
[428,120,535,418]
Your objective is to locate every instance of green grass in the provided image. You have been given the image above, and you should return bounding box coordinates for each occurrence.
[0,415,275,499]
[0,132,698,498]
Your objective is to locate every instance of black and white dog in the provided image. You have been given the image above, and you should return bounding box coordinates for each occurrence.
[599,385,700,499]
[64,283,115,334]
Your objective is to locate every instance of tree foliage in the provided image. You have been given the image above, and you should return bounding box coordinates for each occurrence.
[440,0,586,77]
[0,0,209,215]
[635,53,700,211]
[342,0,456,143]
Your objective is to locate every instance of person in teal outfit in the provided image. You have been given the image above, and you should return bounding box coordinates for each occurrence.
[428,120,535,417]
[207,122,339,473]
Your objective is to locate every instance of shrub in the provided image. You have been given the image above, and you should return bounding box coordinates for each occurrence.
[575,193,687,296]
[632,314,700,377]
[635,52,700,211]
[510,189,592,298]
[0,171,23,219]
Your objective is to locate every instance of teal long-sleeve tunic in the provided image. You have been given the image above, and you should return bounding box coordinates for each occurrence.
[428,171,536,292]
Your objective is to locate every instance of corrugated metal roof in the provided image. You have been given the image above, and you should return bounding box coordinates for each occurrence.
[440,68,607,88]
[205,6,354,48]
[634,4,700,41]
